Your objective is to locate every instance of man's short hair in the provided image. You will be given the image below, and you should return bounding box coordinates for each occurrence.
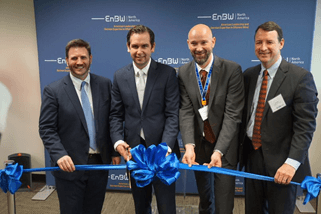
[126,25,155,47]
[255,21,283,42]
[65,39,91,58]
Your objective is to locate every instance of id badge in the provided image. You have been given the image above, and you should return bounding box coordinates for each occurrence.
[198,105,208,121]
[268,94,286,113]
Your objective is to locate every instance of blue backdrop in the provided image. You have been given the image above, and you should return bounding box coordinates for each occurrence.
[34,0,317,194]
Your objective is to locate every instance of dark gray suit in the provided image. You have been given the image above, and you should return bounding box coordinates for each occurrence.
[178,55,244,214]
[110,59,180,214]
[39,73,115,214]
[239,59,318,214]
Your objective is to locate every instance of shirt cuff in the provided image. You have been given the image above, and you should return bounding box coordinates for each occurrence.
[214,149,223,157]
[185,143,195,148]
[167,146,172,154]
[114,140,125,151]
[285,158,301,171]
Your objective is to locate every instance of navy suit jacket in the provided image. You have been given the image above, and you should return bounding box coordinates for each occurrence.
[110,59,180,157]
[239,59,318,182]
[39,73,115,181]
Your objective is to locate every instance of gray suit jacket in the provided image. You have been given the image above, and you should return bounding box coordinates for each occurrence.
[178,55,244,166]
[239,59,318,182]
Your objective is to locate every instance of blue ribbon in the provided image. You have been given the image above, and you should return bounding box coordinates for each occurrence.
[1,143,321,206]
[127,142,180,187]
[0,163,23,194]
[301,176,321,204]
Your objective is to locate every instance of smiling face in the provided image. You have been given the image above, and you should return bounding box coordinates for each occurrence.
[187,24,216,68]
[66,47,92,80]
[255,29,284,69]
[127,32,155,69]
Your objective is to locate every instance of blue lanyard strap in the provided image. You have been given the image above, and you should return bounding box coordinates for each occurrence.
[195,61,214,104]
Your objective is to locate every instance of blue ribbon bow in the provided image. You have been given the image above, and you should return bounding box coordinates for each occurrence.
[0,163,23,194]
[301,176,321,204]
[126,142,180,187]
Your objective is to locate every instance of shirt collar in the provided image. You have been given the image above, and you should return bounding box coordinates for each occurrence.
[133,58,151,76]
[196,53,214,73]
[70,73,91,91]
[260,56,282,79]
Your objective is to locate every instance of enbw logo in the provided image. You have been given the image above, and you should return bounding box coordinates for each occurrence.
[157,58,179,65]
[212,13,234,20]
[105,15,126,22]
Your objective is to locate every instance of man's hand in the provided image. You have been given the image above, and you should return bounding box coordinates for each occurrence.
[112,156,121,165]
[57,155,75,172]
[204,151,222,168]
[116,142,131,161]
[182,144,199,167]
[274,163,296,185]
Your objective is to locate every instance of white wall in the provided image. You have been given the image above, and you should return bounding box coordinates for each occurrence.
[0,0,320,176]
[0,0,44,171]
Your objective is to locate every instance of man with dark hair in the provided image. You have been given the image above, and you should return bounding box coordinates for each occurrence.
[110,25,180,214]
[239,21,318,213]
[39,39,120,214]
[178,24,244,214]
[126,25,155,46]
[65,38,92,58]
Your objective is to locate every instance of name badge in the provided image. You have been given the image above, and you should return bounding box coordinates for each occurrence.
[268,94,286,113]
[198,105,208,121]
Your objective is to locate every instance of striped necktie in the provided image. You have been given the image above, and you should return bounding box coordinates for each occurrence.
[252,70,268,150]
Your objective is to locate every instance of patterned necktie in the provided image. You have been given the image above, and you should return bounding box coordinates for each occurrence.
[81,81,96,151]
[137,70,146,109]
[252,70,268,150]
[200,70,216,144]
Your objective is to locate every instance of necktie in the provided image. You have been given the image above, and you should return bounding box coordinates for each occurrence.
[252,70,268,150]
[81,81,96,151]
[137,70,146,109]
[136,70,146,139]
[200,70,216,144]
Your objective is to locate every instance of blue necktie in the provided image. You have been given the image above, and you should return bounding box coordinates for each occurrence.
[81,81,96,151]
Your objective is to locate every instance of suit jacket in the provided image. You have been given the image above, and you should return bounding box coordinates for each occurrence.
[178,55,244,166]
[239,59,318,182]
[110,59,180,157]
[39,73,115,181]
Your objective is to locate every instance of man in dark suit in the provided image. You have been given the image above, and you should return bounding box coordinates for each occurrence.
[109,25,180,214]
[178,24,244,214]
[39,39,120,214]
[239,21,318,214]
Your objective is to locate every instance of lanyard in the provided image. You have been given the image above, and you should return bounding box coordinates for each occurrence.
[195,61,214,106]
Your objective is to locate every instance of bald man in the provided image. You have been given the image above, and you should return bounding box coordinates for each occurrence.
[178,24,244,214]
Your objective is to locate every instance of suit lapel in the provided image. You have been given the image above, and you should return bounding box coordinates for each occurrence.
[263,60,287,120]
[124,64,141,111]
[142,59,159,111]
[208,56,220,109]
[188,62,202,107]
[246,66,261,123]
[90,74,100,133]
[63,75,88,133]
